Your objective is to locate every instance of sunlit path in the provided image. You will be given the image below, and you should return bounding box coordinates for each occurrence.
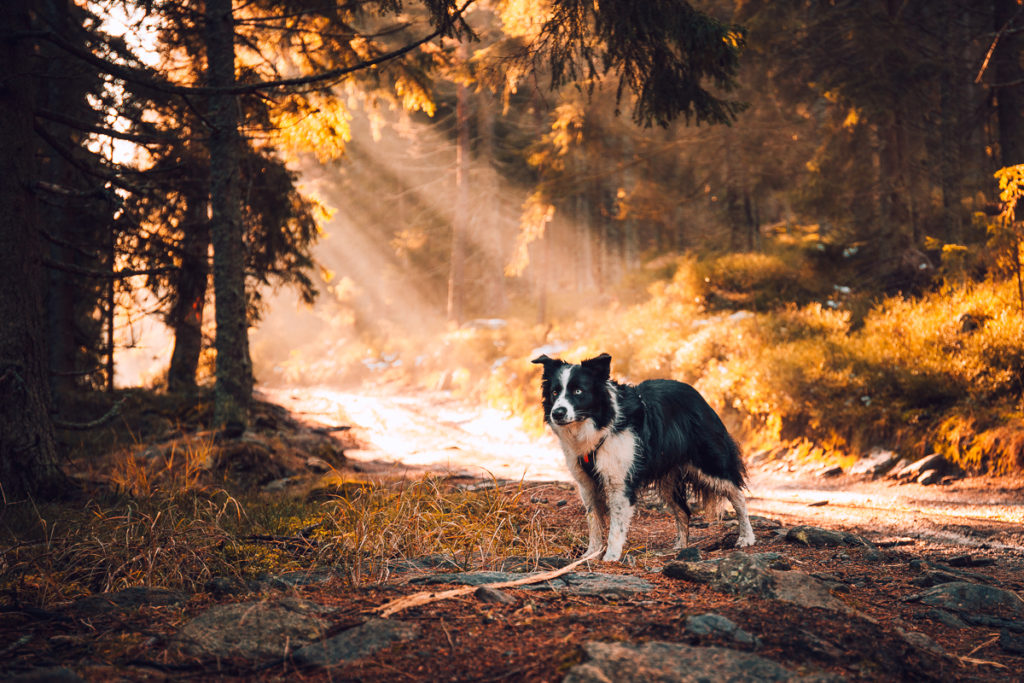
[259,386,569,482]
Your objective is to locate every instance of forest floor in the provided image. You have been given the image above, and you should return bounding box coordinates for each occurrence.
[3,387,1024,682]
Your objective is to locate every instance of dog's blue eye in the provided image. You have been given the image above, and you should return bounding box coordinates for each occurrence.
[574,388,583,395]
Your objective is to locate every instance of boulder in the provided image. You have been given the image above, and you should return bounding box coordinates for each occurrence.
[893,453,959,482]
[848,448,900,478]
[905,582,1024,625]
[173,598,329,659]
[685,613,759,647]
[292,618,419,667]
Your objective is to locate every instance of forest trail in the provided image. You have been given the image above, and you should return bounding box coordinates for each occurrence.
[260,386,1024,551]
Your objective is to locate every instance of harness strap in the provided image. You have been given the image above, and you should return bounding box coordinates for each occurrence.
[581,434,608,464]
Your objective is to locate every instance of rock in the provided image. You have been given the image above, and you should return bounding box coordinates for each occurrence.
[794,629,843,661]
[685,613,759,647]
[916,470,942,486]
[785,526,872,548]
[292,618,419,667]
[174,598,329,659]
[893,453,954,482]
[749,516,783,530]
[499,556,572,572]
[675,547,704,561]
[848,448,900,478]
[563,641,806,683]
[663,560,718,583]
[713,553,776,597]
[898,629,944,656]
[924,608,967,628]
[911,570,964,588]
[6,667,85,683]
[905,582,1024,621]
[946,554,997,568]
[999,629,1024,654]
[71,587,189,615]
[816,465,843,478]
[475,586,517,605]
[772,571,860,616]
[560,572,654,598]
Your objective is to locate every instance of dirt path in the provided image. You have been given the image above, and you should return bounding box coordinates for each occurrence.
[261,385,1024,551]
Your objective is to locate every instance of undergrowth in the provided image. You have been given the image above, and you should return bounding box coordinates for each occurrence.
[0,479,568,607]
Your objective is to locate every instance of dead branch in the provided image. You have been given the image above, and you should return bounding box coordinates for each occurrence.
[374,550,602,618]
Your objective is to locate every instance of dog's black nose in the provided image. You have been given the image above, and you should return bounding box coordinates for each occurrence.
[551,407,567,422]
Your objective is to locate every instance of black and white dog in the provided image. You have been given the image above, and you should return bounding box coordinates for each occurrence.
[532,352,755,562]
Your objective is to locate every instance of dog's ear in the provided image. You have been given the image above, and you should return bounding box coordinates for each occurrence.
[531,354,563,376]
[581,353,612,380]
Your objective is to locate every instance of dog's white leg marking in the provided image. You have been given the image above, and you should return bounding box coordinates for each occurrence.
[724,483,756,547]
[594,431,638,562]
[565,452,607,556]
[603,491,635,561]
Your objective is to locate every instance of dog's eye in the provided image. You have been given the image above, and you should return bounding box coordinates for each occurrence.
[574,388,583,395]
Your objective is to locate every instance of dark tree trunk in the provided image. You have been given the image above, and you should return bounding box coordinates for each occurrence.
[994,0,1024,167]
[206,0,251,428]
[447,49,470,324]
[167,187,210,393]
[0,0,66,502]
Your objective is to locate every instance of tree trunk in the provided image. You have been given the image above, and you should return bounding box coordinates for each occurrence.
[994,0,1024,167]
[447,46,470,325]
[167,186,210,393]
[206,0,251,429]
[0,0,66,502]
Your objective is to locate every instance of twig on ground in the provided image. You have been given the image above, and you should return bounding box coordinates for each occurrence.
[373,550,602,618]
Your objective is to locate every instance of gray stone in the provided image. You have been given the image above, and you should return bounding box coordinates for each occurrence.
[898,629,944,656]
[663,559,719,583]
[72,587,189,615]
[174,598,329,659]
[816,465,844,478]
[785,526,871,548]
[848,448,900,478]
[674,547,704,561]
[563,641,804,682]
[292,618,418,666]
[559,572,654,597]
[475,586,517,605]
[916,470,942,486]
[893,453,955,481]
[772,571,860,616]
[713,553,776,597]
[910,570,964,588]
[905,581,1024,620]
[6,667,85,683]
[999,629,1024,654]
[685,613,758,647]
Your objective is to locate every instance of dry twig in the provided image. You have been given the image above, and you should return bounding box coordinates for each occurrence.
[374,550,603,618]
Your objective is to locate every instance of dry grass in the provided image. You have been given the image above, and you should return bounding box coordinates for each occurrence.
[0,477,569,607]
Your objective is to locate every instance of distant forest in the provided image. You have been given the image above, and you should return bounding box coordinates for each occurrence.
[3,0,1024,499]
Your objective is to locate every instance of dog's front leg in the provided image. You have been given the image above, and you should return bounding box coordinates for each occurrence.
[602,489,635,562]
[573,476,606,556]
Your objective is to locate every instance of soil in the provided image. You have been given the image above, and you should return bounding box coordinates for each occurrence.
[3,388,1024,682]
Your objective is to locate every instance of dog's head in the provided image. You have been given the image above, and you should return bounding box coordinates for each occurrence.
[531,353,612,427]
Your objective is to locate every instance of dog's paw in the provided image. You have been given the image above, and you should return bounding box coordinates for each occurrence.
[734,534,756,548]
[601,551,622,562]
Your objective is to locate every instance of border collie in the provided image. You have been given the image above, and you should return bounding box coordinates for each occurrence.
[532,352,755,561]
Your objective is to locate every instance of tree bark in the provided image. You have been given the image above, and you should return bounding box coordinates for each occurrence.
[994,0,1024,167]
[206,0,251,428]
[0,0,66,502]
[167,185,210,393]
[447,44,471,325]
